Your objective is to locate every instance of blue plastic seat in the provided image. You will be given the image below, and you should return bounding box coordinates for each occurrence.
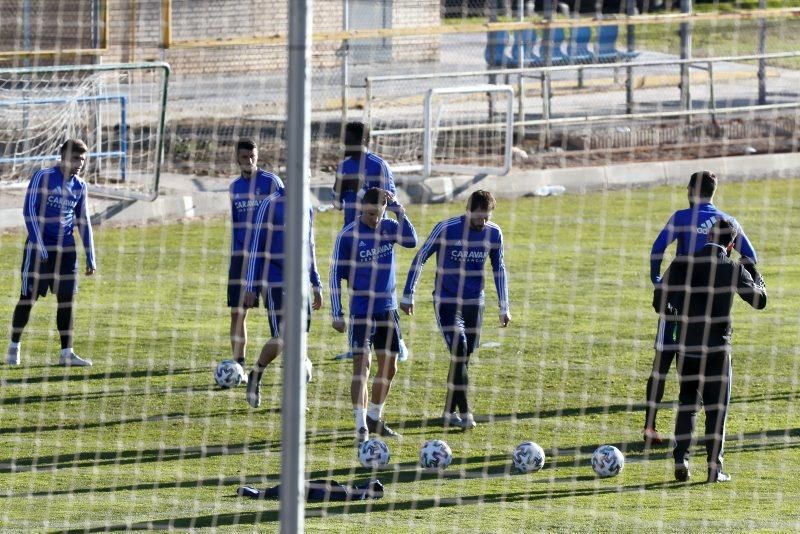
[550,28,568,65]
[485,30,513,67]
[510,28,543,67]
[596,25,639,63]
[567,26,594,63]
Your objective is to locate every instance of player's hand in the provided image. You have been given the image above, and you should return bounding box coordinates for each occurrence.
[312,287,323,310]
[85,267,96,276]
[332,317,346,333]
[499,312,511,327]
[400,302,413,315]
[243,291,258,309]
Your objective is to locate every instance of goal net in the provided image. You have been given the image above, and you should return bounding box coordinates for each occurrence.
[1,1,800,533]
[0,62,170,200]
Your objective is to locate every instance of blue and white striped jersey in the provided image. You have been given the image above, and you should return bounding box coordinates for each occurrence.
[335,151,397,227]
[650,202,757,285]
[401,215,509,313]
[330,215,418,318]
[244,191,322,291]
[23,166,95,269]
[229,170,284,254]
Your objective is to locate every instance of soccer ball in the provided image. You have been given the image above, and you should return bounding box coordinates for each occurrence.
[214,359,245,388]
[512,441,546,473]
[591,445,625,478]
[358,438,390,469]
[419,439,453,470]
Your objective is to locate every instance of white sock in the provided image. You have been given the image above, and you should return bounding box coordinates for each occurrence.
[60,348,73,358]
[367,402,383,421]
[354,408,367,431]
[9,342,20,351]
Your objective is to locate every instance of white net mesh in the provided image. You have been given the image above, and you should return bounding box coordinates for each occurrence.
[1,1,800,532]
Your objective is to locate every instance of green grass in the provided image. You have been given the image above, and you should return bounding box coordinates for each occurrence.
[1,179,799,532]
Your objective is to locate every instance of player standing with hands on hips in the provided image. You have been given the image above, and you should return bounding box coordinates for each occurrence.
[329,188,418,444]
[653,218,766,482]
[643,170,759,444]
[6,139,96,367]
[401,190,510,430]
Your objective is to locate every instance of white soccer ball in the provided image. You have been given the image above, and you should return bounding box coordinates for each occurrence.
[591,445,625,478]
[358,438,390,469]
[214,359,245,389]
[512,441,546,473]
[419,439,453,470]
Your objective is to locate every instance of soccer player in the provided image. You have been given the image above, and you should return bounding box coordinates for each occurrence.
[644,170,759,445]
[6,139,96,367]
[653,218,766,482]
[242,188,323,408]
[333,121,409,361]
[228,139,284,368]
[400,190,510,430]
[330,188,418,444]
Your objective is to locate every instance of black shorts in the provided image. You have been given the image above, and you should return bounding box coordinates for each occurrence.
[263,286,312,338]
[434,300,484,356]
[20,242,78,299]
[348,310,402,356]
[227,254,260,308]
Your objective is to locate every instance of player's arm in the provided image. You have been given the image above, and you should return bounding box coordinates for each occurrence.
[401,221,444,315]
[730,219,759,278]
[308,210,323,310]
[329,231,348,332]
[735,262,767,310]
[243,197,271,307]
[75,187,96,275]
[489,228,511,327]
[391,206,418,249]
[650,214,677,285]
[23,170,48,260]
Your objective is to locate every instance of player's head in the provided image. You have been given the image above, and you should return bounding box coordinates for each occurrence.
[360,187,387,228]
[59,139,89,176]
[344,121,369,159]
[466,190,496,231]
[709,217,738,253]
[236,138,258,175]
[687,170,717,205]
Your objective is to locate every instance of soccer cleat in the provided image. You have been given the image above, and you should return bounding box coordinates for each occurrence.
[707,469,731,483]
[6,345,20,366]
[59,352,92,367]
[236,486,261,499]
[355,426,369,446]
[643,427,664,446]
[246,369,262,408]
[441,412,463,428]
[674,462,691,482]
[397,339,409,363]
[334,351,353,360]
[366,416,400,438]
[456,413,477,431]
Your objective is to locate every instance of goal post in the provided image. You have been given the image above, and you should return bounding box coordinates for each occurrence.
[0,62,170,201]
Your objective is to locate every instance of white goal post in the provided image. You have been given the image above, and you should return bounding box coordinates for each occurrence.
[0,62,170,201]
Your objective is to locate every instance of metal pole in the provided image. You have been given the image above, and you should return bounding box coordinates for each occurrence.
[625,0,635,114]
[281,0,311,532]
[517,0,525,142]
[679,0,692,123]
[542,0,553,147]
[757,0,767,105]
[341,0,350,140]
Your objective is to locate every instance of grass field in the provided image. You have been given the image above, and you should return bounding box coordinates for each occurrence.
[1,178,799,532]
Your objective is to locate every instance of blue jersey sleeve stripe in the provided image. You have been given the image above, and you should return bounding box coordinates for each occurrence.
[25,169,48,258]
[76,182,96,269]
[330,222,355,317]
[245,191,281,291]
[404,219,449,299]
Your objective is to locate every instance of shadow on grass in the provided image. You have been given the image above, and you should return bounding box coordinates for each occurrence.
[0,366,196,386]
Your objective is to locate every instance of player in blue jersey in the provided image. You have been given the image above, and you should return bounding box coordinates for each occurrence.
[330,188,418,444]
[227,139,285,368]
[643,170,759,444]
[6,139,96,367]
[333,122,409,361]
[400,190,510,430]
[242,189,323,408]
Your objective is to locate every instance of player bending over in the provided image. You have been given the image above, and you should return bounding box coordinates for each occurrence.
[400,190,510,430]
[330,188,418,444]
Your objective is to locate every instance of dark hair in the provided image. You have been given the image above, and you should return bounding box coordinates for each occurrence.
[344,121,369,159]
[466,190,497,212]
[236,138,257,153]
[709,218,738,247]
[361,187,387,207]
[688,170,717,200]
[60,139,88,156]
